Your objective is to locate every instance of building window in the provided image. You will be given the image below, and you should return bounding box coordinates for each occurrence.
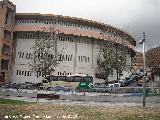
[59,54,62,61]
[27,71,31,76]
[4,30,11,40]
[22,52,24,58]
[78,56,90,62]
[1,60,9,70]
[24,71,27,76]
[66,55,68,61]
[81,56,83,62]
[26,53,28,59]
[69,55,73,61]
[19,70,21,75]
[18,52,21,58]
[84,56,87,62]
[62,55,65,61]
[16,70,19,75]
[21,71,24,75]
[78,56,81,62]
[2,45,10,55]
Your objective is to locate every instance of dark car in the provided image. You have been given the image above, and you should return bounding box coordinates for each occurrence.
[125,74,140,85]
[118,79,126,87]
[125,77,133,85]
[92,86,109,93]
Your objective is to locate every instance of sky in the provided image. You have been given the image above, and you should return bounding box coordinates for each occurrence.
[10,0,160,52]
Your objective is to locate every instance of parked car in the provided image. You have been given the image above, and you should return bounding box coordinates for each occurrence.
[125,77,133,85]
[128,75,137,81]
[106,83,121,93]
[118,79,128,86]
[118,80,125,87]
[114,83,120,87]
[47,86,71,92]
[92,86,109,93]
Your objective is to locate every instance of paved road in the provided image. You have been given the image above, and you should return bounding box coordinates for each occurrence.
[1,95,160,107]
[0,88,160,107]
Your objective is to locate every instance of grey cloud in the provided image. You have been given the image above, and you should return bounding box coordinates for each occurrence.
[127,0,160,52]
[10,0,160,52]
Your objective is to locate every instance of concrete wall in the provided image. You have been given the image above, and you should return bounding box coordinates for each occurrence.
[11,17,133,83]
[12,33,96,83]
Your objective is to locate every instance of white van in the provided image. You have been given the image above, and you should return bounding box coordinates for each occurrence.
[108,83,120,88]
[113,83,120,87]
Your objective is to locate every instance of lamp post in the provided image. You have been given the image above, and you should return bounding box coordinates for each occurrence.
[138,32,146,107]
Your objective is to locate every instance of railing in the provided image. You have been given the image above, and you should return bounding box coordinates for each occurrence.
[0,87,160,105]
[89,87,160,96]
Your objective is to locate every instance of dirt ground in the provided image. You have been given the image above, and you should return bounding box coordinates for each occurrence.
[0,103,160,120]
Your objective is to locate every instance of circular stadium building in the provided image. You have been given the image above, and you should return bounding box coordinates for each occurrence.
[10,12,136,83]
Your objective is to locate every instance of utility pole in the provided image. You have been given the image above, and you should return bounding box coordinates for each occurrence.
[138,32,146,107]
[142,32,146,107]
[158,75,160,95]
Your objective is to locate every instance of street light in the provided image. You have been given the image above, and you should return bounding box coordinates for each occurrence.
[138,32,146,107]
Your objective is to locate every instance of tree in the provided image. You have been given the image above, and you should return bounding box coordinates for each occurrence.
[96,43,130,83]
[113,45,130,80]
[146,47,160,75]
[30,27,60,82]
[96,43,116,83]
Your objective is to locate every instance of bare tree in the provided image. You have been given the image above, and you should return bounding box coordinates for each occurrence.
[30,27,60,82]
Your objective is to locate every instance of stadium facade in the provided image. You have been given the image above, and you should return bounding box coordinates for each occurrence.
[0,0,136,83]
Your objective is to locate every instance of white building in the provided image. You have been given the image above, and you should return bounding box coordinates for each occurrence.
[10,13,136,83]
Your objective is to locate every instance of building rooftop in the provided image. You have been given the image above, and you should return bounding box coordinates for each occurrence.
[16,13,136,46]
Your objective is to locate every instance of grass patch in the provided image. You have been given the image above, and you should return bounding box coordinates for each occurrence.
[0,103,160,120]
[0,98,32,105]
[116,115,145,120]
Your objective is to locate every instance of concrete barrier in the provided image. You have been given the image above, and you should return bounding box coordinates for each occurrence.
[61,95,143,103]
[0,90,36,98]
[61,94,160,103]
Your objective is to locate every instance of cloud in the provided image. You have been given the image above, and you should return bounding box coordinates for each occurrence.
[127,0,160,52]
[10,0,160,52]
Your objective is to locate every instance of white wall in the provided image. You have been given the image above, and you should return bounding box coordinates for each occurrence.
[12,34,95,83]
[12,20,133,83]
